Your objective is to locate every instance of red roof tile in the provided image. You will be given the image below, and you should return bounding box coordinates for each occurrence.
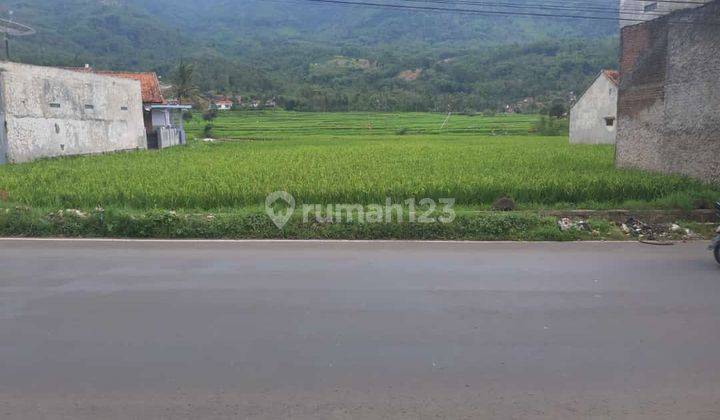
[603,70,620,86]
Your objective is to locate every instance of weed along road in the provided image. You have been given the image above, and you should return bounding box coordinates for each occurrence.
[1,239,719,419]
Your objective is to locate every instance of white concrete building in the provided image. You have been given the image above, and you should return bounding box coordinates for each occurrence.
[0,62,147,164]
[67,67,191,150]
[619,0,714,27]
[569,70,619,145]
[212,100,233,111]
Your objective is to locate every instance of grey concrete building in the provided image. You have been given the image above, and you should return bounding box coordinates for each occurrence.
[569,70,619,145]
[616,0,720,184]
[619,0,714,28]
[0,62,147,164]
[69,67,191,149]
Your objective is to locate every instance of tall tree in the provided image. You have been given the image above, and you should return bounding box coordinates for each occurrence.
[173,60,197,104]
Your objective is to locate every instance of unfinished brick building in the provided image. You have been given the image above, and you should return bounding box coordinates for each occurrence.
[616,0,720,184]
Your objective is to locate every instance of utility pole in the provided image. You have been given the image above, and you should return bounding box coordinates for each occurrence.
[5,11,11,61]
[0,12,35,62]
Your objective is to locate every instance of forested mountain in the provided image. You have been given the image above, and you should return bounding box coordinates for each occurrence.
[2,0,619,111]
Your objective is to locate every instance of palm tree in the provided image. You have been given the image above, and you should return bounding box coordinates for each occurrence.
[173,60,197,104]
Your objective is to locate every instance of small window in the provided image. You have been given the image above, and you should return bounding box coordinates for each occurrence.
[84,104,94,110]
[605,117,616,127]
[644,2,658,11]
[121,106,128,111]
[49,103,61,108]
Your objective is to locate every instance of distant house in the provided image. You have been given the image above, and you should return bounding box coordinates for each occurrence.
[69,66,191,149]
[0,62,146,164]
[212,99,233,111]
[569,70,619,145]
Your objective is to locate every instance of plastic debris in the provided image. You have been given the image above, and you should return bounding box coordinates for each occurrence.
[620,217,700,241]
[558,218,574,231]
[557,218,591,232]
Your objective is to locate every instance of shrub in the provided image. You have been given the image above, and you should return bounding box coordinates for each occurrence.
[548,101,566,118]
[203,124,214,138]
[203,109,218,121]
[533,116,568,136]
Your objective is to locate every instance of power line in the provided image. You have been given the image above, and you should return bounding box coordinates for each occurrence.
[285,0,627,21]
[279,0,719,24]
[378,0,711,16]
[626,0,708,4]
[397,0,671,17]
[269,0,714,21]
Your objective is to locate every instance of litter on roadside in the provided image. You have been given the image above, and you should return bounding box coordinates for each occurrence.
[557,218,592,232]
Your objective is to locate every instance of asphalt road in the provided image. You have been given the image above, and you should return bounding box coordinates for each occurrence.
[1,239,719,419]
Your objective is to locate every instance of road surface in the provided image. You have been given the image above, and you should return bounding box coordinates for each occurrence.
[1,239,719,419]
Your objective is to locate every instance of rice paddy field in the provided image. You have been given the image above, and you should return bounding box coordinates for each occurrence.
[190,111,540,139]
[0,111,717,212]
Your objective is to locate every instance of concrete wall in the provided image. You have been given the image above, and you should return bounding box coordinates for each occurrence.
[0,62,147,164]
[620,0,713,28]
[0,107,6,164]
[569,74,618,145]
[157,127,185,149]
[151,109,169,127]
[616,1,720,184]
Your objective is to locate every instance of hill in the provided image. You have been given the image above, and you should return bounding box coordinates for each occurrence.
[3,0,619,111]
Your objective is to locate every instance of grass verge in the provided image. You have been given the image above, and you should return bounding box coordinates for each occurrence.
[0,206,627,241]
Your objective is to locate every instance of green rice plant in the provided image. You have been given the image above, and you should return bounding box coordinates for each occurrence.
[0,112,717,212]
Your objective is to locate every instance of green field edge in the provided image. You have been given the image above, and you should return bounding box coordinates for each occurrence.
[1,205,714,242]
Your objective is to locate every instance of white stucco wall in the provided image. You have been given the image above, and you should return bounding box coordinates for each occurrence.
[620,0,712,28]
[152,108,174,128]
[0,62,147,164]
[569,74,618,145]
